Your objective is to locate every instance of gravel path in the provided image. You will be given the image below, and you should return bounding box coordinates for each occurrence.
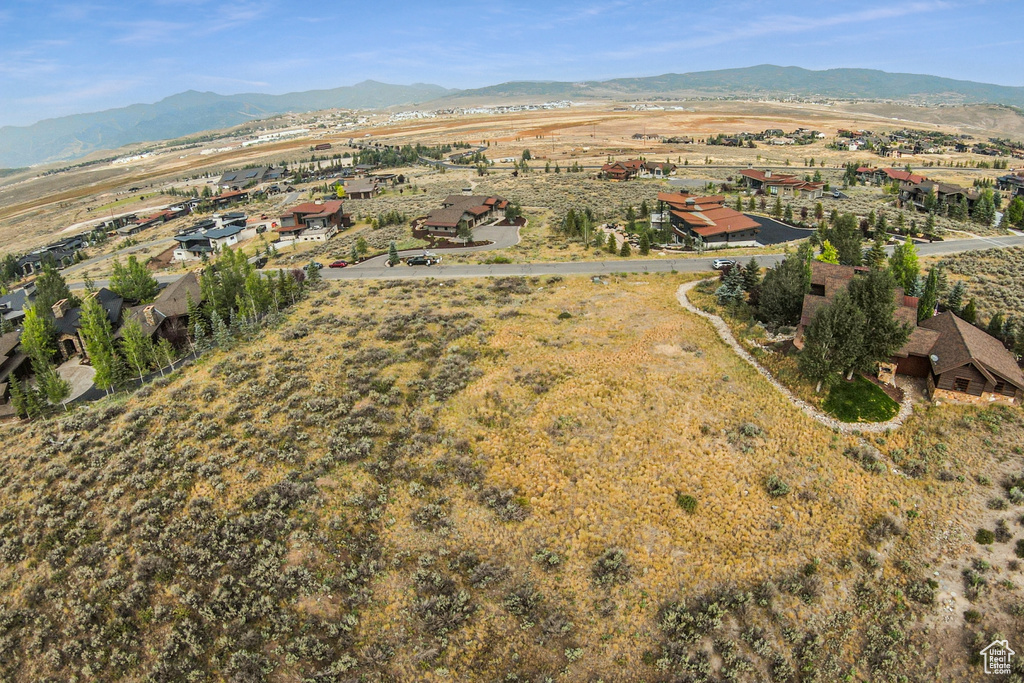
[677,279,915,434]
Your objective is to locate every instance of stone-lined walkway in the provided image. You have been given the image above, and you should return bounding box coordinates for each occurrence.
[677,280,915,434]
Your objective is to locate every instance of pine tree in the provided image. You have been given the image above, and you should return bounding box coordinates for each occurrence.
[306,261,322,284]
[607,233,618,254]
[715,267,745,306]
[846,268,912,377]
[638,232,650,255]
[772,196,783,218]
[8,377,27,419]
[758,244,812,326]
[783,203,793,223]
[34,263,74,313]
[619,239,631,257]
[388,241,400,266]
[211,309,231,348]
[961,298,978,324]
[865,235,887,270]
[747,196,756,212]
[799,290,866,392]
[987,312,1006,340]
[917,267,940,322]
[946,281,967,314]
[78,293,119,394]
[742,258,761,292]
[37,364,70,407]
[735,196,743,211]
[593,229,605,249]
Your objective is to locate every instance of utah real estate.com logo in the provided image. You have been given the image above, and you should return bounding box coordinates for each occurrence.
[981,639,1015,675]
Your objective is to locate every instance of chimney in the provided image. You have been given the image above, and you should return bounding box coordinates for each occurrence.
[764,169,772,178]
[52,298,70,319]
[143,305,157,327]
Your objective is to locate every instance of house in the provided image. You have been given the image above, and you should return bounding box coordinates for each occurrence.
[655,192,760,248]
[276,200,350,242]
[997,171,1024,198]
[343,178,381,199]
[172,224,245,261]
[855,167,877,183]
[0,330,30,410]
[639,161,677,178]
[738,169,824,199]
[794,262,1024,405]
[873,168,927,188]
[422,195,509,237]
[900,180,979,212]
[211,189,249,209]
[120,272,201,345]
[217,166,281,190]
[600,159,645,181]
[0,287,32,327]
[52,290,124,361]
[919,312,1024,405]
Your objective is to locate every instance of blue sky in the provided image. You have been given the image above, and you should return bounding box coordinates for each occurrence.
[0,0,1020,128]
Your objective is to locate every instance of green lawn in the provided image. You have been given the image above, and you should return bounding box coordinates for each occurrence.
[823,375,900,423]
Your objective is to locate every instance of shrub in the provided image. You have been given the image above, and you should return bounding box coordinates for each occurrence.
[976,528,996,545]
[988,497,1009,511]
[866,515,905,545]
[764,475,790,498]
[1016,539,1024,559]
[676,493,698,513]
[964,609,983,624]
[532,548,562,570]
[557,311,572,320]
[592,547,631,586]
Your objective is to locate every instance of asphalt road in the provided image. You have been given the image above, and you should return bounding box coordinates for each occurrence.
[317,235,1024,281]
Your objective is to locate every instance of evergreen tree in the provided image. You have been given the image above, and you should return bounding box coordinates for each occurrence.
[987,312,1006,340]
[638,232,650,255]
[356,236,369,255]
[814,202,824,220]
[607,233,618,254]
[306,261,322,284]
[888,238,919,293]
[783,203,793,223]
[78,293,119,395]
[827,213,862,266]
[715,267,745,306]
[742,258,761,292]
[619,239,631,257]
[925,213,937,239]
[846,268,912,376]
[388,241,400,266]
[36,364,70,408]
[747,196,756,212]
[34,263,74,313]
[210,309,232,348]
[109,255,159,303]
[1005,196,1024,227]
[593,229,605,249]
[946,280,967,313]
[917,267,940,322]
[8,377,27,419]
[865,235,887,270]
[758,244,812,326]
[798,290,866,392]
[735,196,743,211]
[961,298,978,324]
[772,195,783,218]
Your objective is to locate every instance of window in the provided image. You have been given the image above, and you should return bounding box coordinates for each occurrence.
[953,377,970,393]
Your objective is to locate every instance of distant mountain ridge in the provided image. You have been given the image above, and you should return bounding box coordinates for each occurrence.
[2,65,1023,168]
[444,65,1024,106]
[0,81,453,168]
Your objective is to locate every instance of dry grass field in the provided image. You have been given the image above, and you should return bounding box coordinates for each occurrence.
[1,273,1021,680]
[934,246,1024,323]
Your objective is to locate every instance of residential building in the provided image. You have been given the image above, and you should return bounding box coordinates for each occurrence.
[120,272,202,344]
[900,180,980,213]
[655,192,760,247]
[794,261,1024,405]
[343,178,381,199]
[738,169,824,199]
[600,159,645,181]
[422,195,509,237]
[217,166,281,190]
[275,200,350,242]
[639,161,677,178]
[0,287,32,327]
[172,224,245,261]
[52,290,124,361]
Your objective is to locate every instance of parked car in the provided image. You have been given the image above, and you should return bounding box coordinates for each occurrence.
[712,258,736,270]
[406,254,440,266]
[832,190,842,198]
[329,260,348,268]
[304,261,324,270]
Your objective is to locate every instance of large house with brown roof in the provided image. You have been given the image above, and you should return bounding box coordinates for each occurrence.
[120,272,202,345]
[276,200,350,242]
[739,169,824,199]
[655,192,761,247]
[600,159,645,181]
[795,261,1024,405]
[422,195,508,237]
[900,180,980,213]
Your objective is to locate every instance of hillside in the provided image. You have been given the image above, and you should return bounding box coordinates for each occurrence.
[4,65,1024,169]
[0,81,452,168]
[442,65,1024,107]
[1,274,1021,681]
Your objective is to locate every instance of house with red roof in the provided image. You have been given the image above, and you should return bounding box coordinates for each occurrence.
[422,195,509,237]
[873,168,927,187]
[600,159,646,181]
[739,169,825,199]
[656,192,761,247]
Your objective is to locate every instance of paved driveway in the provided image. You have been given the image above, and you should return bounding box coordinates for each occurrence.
[747,215,816,245]
[355,222,521,267]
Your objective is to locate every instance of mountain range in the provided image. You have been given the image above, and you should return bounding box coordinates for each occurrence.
[2,65,1023,168]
